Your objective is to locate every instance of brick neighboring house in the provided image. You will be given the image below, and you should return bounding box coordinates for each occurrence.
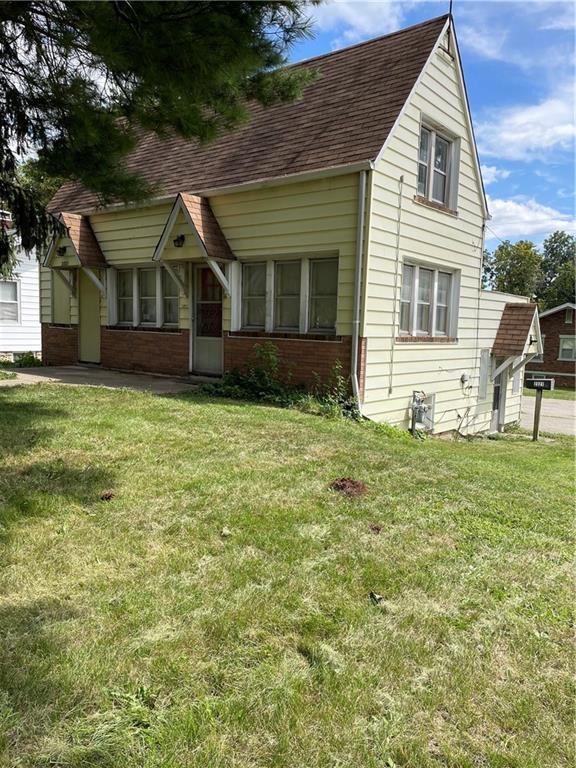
[40,15,542,434]
[525,303,576,389]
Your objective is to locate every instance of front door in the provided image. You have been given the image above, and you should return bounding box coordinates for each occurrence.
[193,266,222,375]
[79,270,101,363]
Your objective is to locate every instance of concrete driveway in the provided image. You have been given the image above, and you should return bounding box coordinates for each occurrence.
[521,395,576,436]
[0,365,197,394]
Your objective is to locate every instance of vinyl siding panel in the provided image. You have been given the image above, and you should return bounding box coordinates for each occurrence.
[363,42,499,432]
[39,174,360,339]
[0,252,41,353]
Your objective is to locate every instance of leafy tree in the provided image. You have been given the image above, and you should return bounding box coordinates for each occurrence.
[491,239,543,298]
[482,248,494,289]
[17,159,64,208]
[0,1,317,268]
[537,231,576,309]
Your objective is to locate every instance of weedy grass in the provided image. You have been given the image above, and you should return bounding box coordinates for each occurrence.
[0,370,16,380]
[0,384,573,768]
[523,387,576,401]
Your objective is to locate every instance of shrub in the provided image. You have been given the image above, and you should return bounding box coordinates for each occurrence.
[0,351,43,369]
[201,342,360,420]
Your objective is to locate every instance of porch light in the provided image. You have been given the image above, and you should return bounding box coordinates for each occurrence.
[173,234,185,248]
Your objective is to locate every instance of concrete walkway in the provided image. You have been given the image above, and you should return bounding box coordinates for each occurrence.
[521,395,576,436]
[0,366,197,394]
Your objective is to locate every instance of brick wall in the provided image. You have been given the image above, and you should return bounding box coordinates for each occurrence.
[101,328,189,376]
[42,324,79,365]
[224,332,366,392]
[525,309,575,389]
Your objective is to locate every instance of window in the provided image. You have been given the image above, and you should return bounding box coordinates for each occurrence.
[116,266,179,327]
[309,258,338,332]
[565,307,574,324]
[163,270,179,326]
[532,335,544,363]
[558,336,576,361]
[117,269,133,324]
[274,260,301,331]
[0,280,18,323]
[399,263,454,337]
[139,269,157,325]
[242,263,266,329]
[417,126,453,206]
[239,257,339,334]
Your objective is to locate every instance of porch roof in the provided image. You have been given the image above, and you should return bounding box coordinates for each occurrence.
[492,303,539,357]
[59,213,107,268]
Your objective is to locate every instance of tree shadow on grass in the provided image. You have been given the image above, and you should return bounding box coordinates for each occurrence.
[0,391,67,457]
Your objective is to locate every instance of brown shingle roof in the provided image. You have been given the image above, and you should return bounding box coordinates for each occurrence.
[493,303,538,356]
[49,15,448,213]
[60,212,107,267]
[180,194,235,261]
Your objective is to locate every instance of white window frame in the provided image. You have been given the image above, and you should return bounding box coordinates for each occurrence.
[115,265,180,329]
[558,335,576,361]
[398,262,457,338]
[241,262,267,330]
[238,256,338,335]
[417,122,459,209]
[565,307,573,324]
[0,279,20,325]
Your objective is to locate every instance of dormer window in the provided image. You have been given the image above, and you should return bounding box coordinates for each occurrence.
[418,126,453,207]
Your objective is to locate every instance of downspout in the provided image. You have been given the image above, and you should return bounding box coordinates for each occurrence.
[388,175,404,394]
[351,170,368,411]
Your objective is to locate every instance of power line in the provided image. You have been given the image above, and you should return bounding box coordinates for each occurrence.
[485,224,507,245]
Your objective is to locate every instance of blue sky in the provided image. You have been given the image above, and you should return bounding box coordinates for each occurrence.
[289,0,575,248]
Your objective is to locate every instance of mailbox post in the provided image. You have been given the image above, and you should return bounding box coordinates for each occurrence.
[525,378,555,441]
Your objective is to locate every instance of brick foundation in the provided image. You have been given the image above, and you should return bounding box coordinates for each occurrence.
[223,332,366,392]
[101,327,189,376]
[42,324,79,365]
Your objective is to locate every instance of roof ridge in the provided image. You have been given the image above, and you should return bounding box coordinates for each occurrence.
[287,14,449,69]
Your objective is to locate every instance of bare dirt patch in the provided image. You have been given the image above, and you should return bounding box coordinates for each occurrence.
[329,477,366,497]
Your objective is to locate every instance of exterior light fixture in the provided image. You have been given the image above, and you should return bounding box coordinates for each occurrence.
[173,234,185,248]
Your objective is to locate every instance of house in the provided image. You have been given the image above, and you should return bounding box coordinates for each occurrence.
[41,15,542,434]
[0,211,41,361]
[525,303,576,389]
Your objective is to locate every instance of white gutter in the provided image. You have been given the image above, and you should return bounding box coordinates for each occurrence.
[351,170,368,411]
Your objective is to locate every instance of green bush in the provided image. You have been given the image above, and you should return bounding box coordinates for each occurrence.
[201,342,360,420]
[1,351,43,368]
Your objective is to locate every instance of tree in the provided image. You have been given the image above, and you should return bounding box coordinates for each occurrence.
[491,239,543,298]
[0,1,317,268]
[537,231,576,309]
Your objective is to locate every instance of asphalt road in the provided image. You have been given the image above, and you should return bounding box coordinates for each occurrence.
[521,395,576,436]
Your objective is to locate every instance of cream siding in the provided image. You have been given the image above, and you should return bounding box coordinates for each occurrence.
[41,174,359,337]
[362,40,493,432]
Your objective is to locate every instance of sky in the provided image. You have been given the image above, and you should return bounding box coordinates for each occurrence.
[288,0,576,248]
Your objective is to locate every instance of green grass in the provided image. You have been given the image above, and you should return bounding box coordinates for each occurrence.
[524,387,576,400]
[0,385,573,768]
[0,370,16,380]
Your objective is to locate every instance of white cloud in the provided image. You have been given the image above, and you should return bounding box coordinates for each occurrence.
[481,165,511,185]
[538,2,575,30]
[458,24,529,69]
[487,194,576,240]
[311,0,410,48]
[476,83,575,161]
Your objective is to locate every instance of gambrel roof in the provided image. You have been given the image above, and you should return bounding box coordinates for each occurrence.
[49,14,449,213]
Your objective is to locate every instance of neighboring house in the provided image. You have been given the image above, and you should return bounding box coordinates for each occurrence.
[0,211,41,361]
[525,303,576,389]
[40,15,541,434]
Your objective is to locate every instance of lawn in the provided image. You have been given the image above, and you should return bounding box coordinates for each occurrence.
[523,387,576,400]
[0,385,573,768]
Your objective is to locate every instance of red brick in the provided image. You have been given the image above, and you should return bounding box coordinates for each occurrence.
[526,308,575,390]
[101,328,189,376]
[42,324,79,365]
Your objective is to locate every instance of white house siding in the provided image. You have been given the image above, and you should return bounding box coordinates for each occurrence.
[0,251,41,357]
[362,40,493,433]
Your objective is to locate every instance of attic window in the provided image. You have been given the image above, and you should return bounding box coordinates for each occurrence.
[418,126,453,206]
[565,307,573,324]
